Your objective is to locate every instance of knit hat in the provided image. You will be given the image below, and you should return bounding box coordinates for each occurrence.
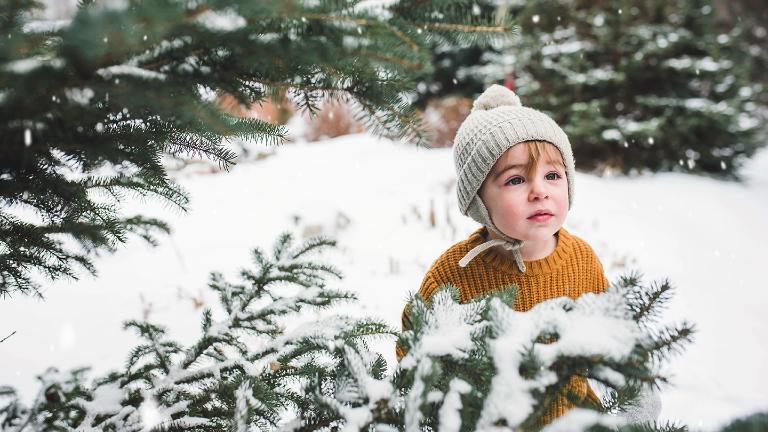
[453,84,576,272]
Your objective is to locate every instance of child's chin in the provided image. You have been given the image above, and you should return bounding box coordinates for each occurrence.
[497,224,560,242]
[521,228,559,242]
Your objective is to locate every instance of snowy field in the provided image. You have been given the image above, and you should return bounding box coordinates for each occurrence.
[2,133,767,429]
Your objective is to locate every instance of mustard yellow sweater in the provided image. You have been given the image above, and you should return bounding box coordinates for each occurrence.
[399,227,608,425]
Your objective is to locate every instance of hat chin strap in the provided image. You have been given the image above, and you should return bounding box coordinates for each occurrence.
[460,196,526,272]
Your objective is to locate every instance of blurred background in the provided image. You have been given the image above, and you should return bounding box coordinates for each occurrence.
[39,0,767,180]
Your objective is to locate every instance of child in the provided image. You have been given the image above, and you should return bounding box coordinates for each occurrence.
[399,84,608,423]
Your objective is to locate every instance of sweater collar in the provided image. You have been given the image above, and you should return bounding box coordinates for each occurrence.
[466,227,574,275]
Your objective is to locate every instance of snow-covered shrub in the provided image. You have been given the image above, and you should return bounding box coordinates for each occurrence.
[0,233,392,431]
[301,274,695,431]
[3,232,765,431]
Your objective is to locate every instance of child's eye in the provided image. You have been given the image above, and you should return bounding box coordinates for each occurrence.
[505,176,524,186]
[545,172,562,181]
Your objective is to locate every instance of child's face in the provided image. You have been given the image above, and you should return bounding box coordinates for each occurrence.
[478,143,568,243]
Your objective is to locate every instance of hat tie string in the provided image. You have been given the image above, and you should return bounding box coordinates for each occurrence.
[459,239,526,273]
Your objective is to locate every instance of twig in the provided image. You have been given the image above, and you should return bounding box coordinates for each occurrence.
[420,22,510,33]
[1,330,17,343]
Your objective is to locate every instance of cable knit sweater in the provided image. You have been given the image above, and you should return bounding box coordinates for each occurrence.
[398,226,608,426]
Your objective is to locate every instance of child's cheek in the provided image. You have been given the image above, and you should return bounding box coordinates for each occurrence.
[499,202,524,220]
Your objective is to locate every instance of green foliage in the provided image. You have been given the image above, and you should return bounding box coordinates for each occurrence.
[0,0,514,298]
[306,273,696,431]
[618,421,688,432]
[413,44,492,107]
[0,233,395,431]
[488,0,765,178]
[719,412,768,432]
[1,232,764,430]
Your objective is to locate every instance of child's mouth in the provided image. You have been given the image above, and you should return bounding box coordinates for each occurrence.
[527,213,553,222]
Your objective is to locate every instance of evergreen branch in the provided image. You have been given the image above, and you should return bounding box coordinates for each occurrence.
[83,176,190,210]
[0,257,711,431]
[302,13,421,52]
[354,95,426,144]
[644,323,696,362]
[619,421,688,432]
[420,22,510,33]
[289,236,336,260]
[350,50,424,71]
[617,271,675,326]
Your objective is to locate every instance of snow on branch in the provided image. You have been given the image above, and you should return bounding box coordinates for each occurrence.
[0,233,389,431]
[0,231,710,431]
[309,276,695,431]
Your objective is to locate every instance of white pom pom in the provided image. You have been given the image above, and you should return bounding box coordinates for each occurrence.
[472,84,522,112]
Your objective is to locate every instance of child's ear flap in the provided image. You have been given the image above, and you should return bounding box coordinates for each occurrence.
[466,195,495,228]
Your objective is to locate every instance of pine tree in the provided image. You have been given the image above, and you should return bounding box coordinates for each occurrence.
[481,0,764,178]
[0,0,513,298]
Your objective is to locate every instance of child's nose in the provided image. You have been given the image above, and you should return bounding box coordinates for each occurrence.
[528,178,549,200]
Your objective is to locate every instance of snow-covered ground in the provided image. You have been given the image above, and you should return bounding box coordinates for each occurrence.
[2,134,767,429]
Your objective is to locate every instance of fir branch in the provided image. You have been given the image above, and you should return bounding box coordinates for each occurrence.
[643,323,696,362]
[302,12,423,52]
[4,0,507,296]
[619,421,689,432]
[421,22,510,33]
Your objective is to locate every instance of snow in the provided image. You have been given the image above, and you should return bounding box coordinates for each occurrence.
[477,289,642,428]
[22,19,71,33]
[4,56,63,73]
[615,116,661,134]
[592,365,626,388]
[352,0,397,17]
[601,128,622,141]
[542,408,623,432]
[2,133,768,429]
[97,65,167,81]
[74,383,124,416]
[65,87,95,105]
[664,56,733,72]
[405,358,431,431]
[235,382,251,432]
[129,37,191,66]
[438,378,472,432]
[541,40,592,56]
[567,67,618,85]
[195,9,247,32]
[138,396,164,430]
[403,288,478,361]
[197,85,217,102]
[531,292,640,364]
[738,113,760,130]
[343,346,393,402]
